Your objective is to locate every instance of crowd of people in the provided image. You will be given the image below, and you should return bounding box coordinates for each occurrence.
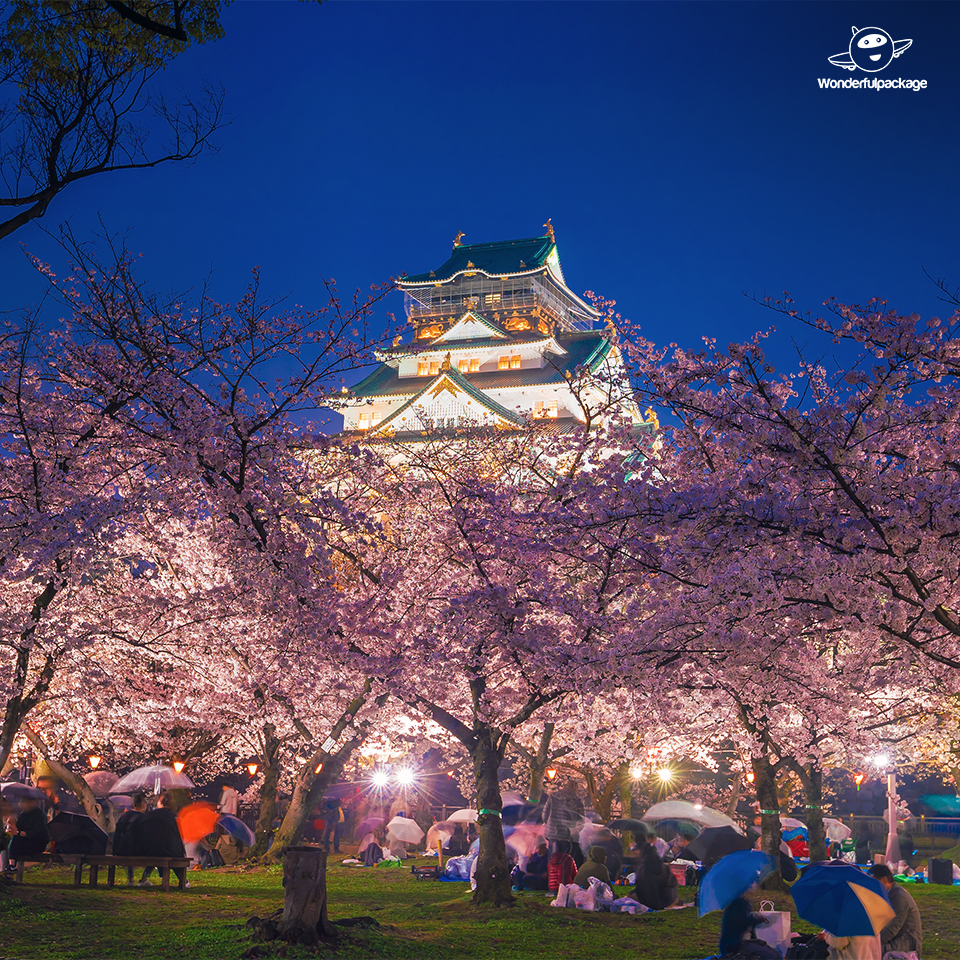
[0,773,932,960]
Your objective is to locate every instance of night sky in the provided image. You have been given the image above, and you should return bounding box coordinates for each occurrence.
[3,1,958,402]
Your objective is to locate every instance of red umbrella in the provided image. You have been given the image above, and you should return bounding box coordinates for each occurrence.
[177,802,219,843]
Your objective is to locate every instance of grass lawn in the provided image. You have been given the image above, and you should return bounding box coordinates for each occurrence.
[2,855,959,959]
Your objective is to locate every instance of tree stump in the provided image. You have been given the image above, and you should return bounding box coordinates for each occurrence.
[276,846,335,944]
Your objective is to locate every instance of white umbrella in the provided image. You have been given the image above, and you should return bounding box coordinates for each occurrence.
[111,764,194,794]
[446,807,479,823]
[425,822,456,850]
[780,817,807,831]
[386,815,424,844]
[824,818,852,841]
[642,800,744,834]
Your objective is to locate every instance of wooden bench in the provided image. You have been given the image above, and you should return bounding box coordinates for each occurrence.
[14,851,84,885]
[78,855,192,891]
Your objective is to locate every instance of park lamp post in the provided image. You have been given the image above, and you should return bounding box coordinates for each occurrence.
[246,761,259,777]
[88,754,102,770]
[172,759,186,774]
[872,753,900,865]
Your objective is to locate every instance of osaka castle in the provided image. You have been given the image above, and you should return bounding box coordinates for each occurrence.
[338,226,646,439]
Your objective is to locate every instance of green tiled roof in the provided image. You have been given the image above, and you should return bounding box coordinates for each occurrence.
[350,331,612,399]
[401,236,555,284]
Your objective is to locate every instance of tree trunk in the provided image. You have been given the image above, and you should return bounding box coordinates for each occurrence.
[21,727,116,843]
[267,742,355,861]
[276,846,335,945]
[752,756,784,886]
[803,765,827,863]
[250,723,282,857]
[526,723,554,803]
[725,775,742,818]
[472,727,514,906]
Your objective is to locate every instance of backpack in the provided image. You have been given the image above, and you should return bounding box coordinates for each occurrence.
[784,938,830,960]
[362,842,383,865]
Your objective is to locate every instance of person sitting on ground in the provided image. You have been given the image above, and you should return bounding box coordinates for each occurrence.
[820,931,881,959]
[632,832,678,910]
[446,824,469,856]
[6,796,49,868]
[130,791,187,887]
[573,844,610,888]
[719,890,779,958]
[592,827,623,882]
[868,863,922,958]
[547,839,577,892]
[513,842,549,890]
[214,831,246,866]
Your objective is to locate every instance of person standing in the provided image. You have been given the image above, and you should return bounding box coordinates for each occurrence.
[868,863,922,958]
[542,782,580,853]
[217,784,239,817]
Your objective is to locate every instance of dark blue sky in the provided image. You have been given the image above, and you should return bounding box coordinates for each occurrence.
[3,1,959,378]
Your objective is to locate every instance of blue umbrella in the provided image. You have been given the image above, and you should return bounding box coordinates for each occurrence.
[697,850,777,916]
[218,814,255,847]
[791,862,895,937]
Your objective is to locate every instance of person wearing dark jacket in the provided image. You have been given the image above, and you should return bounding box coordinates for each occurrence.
[632,835,678,910]
[114,793,148,885]
[446,825,469,856]
[130,792,187,887]
[854,825,872,865]
[719,894,767,956]
[592,828,623,883]
[8,797,49,862]
[572,845,610,888]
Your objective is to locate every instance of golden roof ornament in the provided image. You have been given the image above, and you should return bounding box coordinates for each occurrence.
[393,334,402,346]
[519,260,526,268]
[466,260,475,268]
[645,407,660,430]
[440,351,452,372]
[453,230,465,248]
[543,218,555,242]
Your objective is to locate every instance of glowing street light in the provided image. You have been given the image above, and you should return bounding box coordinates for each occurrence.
[854,773,865,791]
[871,754,891,769]
[746,771,755,784]
[395,769,415,786]
[656,768,674,784]
[172,760,186,774]
[88,755,102,770]
[628,765,643,781]
[246,762,259,777]
[545,768,558,781]
[372,770,390,788]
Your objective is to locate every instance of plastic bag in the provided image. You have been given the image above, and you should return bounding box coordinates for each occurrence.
[573,885,596,911]
[550,882,577,908]
[588,877,614,904]
[610,896,649,914]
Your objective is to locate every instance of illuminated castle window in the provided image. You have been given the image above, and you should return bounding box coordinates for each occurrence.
[534,400,558,419]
